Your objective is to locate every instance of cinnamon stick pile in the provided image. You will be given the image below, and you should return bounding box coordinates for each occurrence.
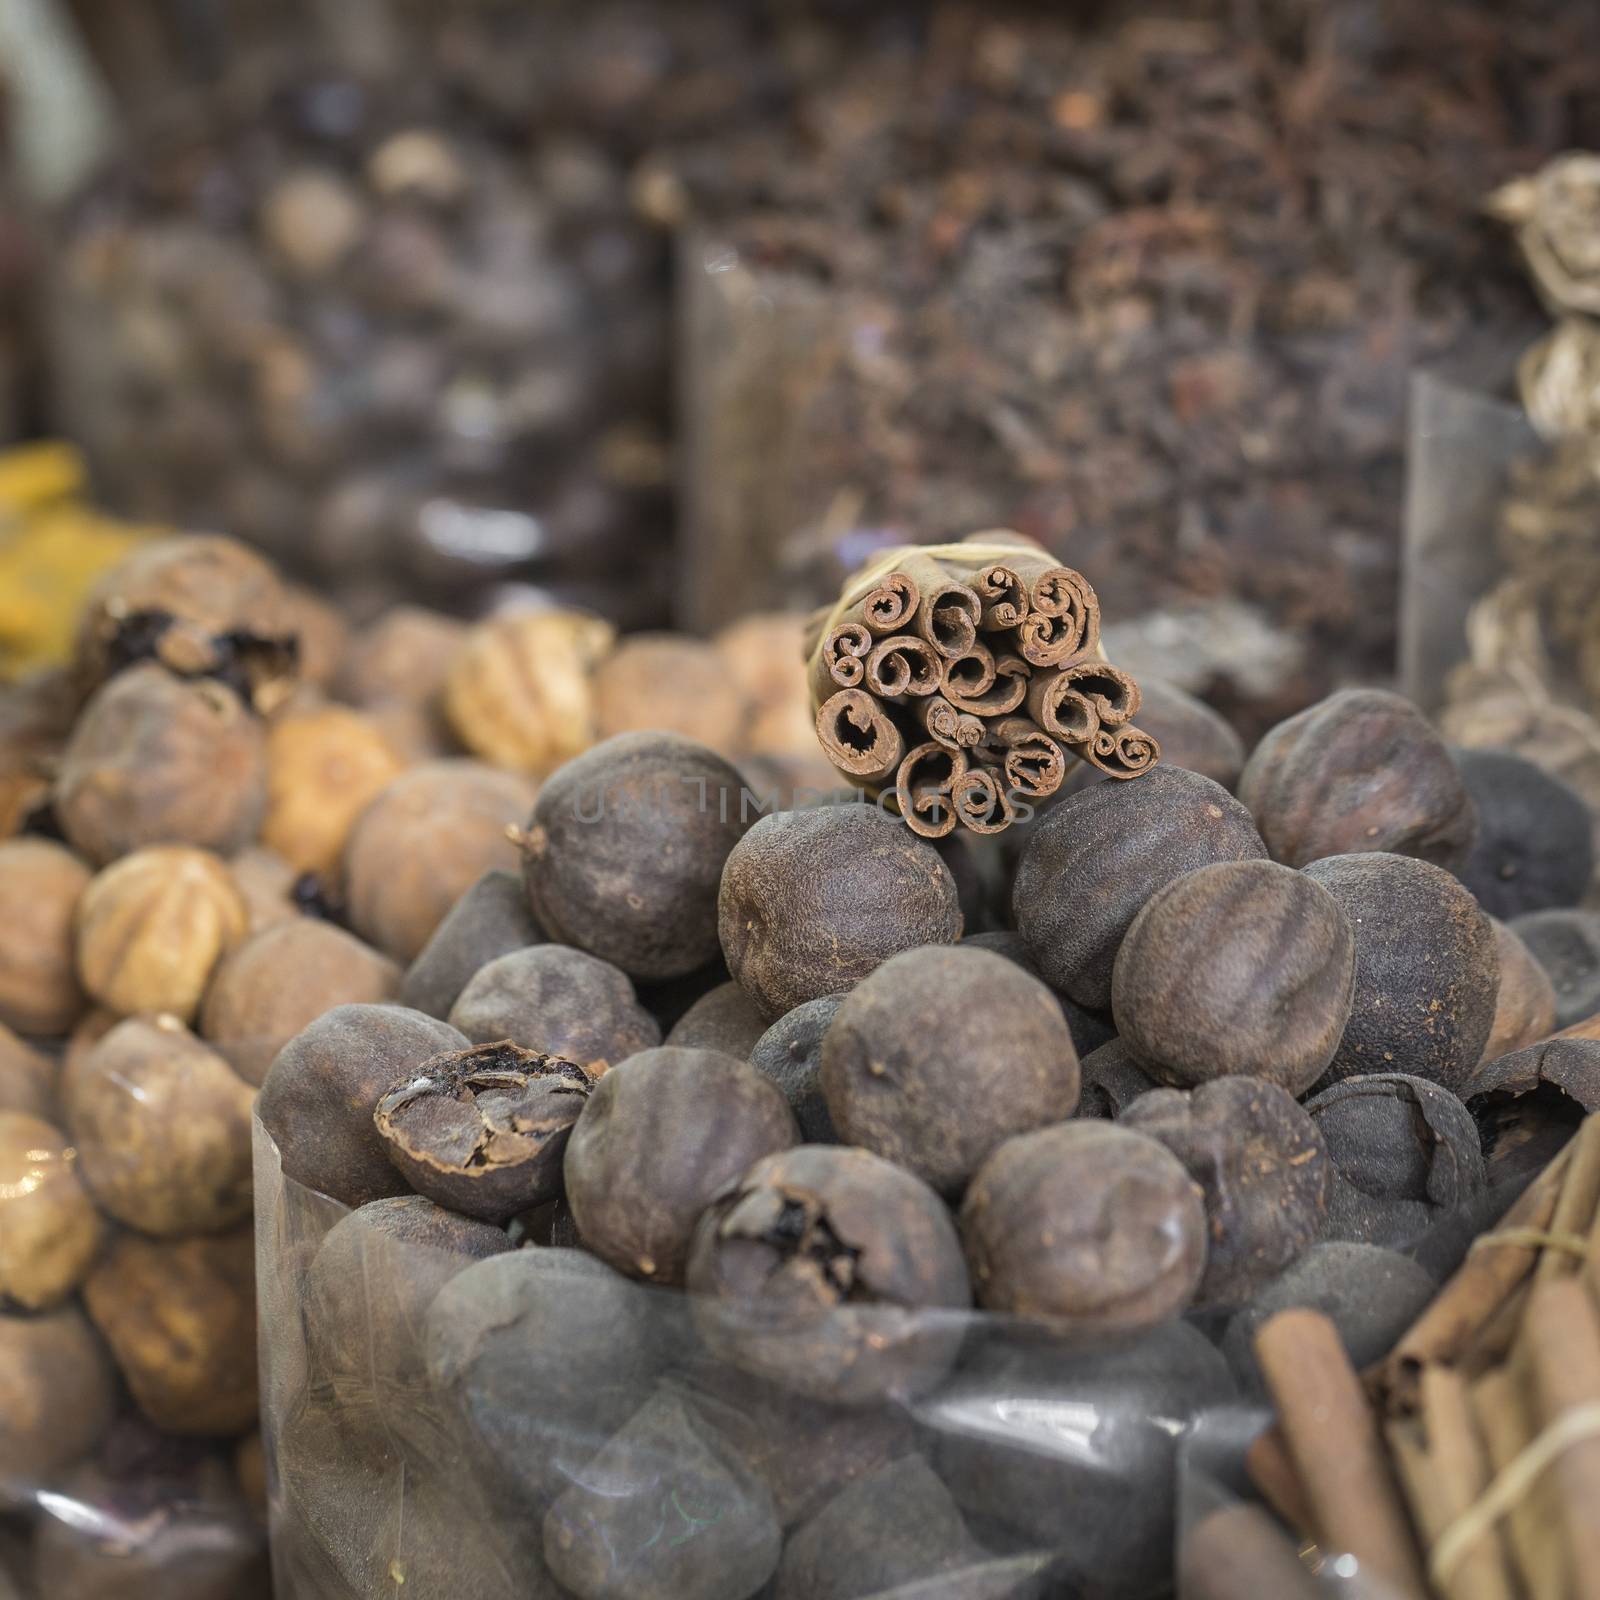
[1244,1095,1600,1600]
[805,533,1159,837]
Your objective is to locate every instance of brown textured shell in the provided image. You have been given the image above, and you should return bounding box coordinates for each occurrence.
[564,1046,797,1284]
[1111,858,1356,1095]
[1120,1077,1330,1309]
[257,1003,467,1207]
[960,1121,1207,1334]
[344,759,534,962]
[200,917,399,1086]
[719,803,963,1021]
[261,704,406,877]
[1014,764,1267,1012]
[1238,688,1477,869]
[63,1015,254,1236]
[0,837,90,1035]
[0,1306,116,1478]
[445,610,615,775]
[84,1226,258,1435]
[449,944,659,1070]
[1302,853,1499,1094]
[374,1041,595,1222]
[0,1022,56,1118]
[686,1144,970,1406]
[591,633,751,753]
[55,664,267,867]
[0,1111,104,1309]
[820,945,1080,1195]
[525,732,751,982]
[1482,917,1559,1063]
[74,534,298,712]
[75,846,249,1022]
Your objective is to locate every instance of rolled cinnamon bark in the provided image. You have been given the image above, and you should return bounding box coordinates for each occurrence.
[917,695,984,751]
[943,651,1030,717]
[815,689,907,788]
[1388,1366,1516,1600]
[940,641,997,702]
[951,767,1014,835]
[1010,555,1101,665]
[1537,1111,1600,1286]
[864,634,942,698]
[1524,1277,1600,1598]
[1081,723,1161,780]
[821,621,872,689]
[1256,1309,1429,1600]
[1245,1426,1316,1537]
[1381,1139,1576,1413]
[1179,1504,1321,1600]
[986,716,1066,799]
[897,552,981,661]
[857,568,920,636]
[1026,657,1141,739]
[967,562,1028,630]
[893,742,965,839]
[1472,1364,1560,1598]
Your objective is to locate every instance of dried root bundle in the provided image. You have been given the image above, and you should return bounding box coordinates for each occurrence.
[807,533,1159,835]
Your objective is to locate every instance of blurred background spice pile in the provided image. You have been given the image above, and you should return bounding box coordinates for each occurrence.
[0,0,1586,733]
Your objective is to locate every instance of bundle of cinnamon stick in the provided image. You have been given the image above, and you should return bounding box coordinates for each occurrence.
[805,532,1159,836]
[1240,1015,1600,1600]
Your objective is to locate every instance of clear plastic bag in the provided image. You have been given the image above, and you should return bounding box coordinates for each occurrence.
[256,1115,1254,1600]
[45,28,674,624]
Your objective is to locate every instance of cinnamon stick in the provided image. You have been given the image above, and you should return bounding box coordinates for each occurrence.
[940,641,997,702]
[815,620,873,697]
[815,689,906,788]
[897,552,981,661]
[1079,723,1161,780]
[1535,1110,1600,1285]
[893,743,964,839]
[942,651,1029,717]
[916,694,984,752]
[951,767,1013,835]
[1380,1138,1576,1412]
[855,568,920,636]
[966,562,1028,630]
[1179,1504,1321,1600]
[1387,1366,1516,1600]
[985,716,1066,800]
[1028,656,1143,734]
[1245,1425,1316,1537]
[1256,1309,1429,1599]
[863,634,941,698]
[1472,1365,1556,1599]
[1524,1277,1600,1598]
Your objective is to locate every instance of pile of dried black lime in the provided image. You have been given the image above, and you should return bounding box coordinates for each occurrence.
[254,682,1600,1600]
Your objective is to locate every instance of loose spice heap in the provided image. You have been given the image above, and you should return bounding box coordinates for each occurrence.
[807,532,1158,836]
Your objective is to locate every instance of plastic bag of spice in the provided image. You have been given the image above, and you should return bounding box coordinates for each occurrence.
[256,1114,1250,1600]
[45,36,675,626]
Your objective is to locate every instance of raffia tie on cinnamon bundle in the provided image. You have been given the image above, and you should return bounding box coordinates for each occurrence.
[1244,1019,1600,1600]
[805,532,1159,837]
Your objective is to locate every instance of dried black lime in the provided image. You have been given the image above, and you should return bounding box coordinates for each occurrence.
[686,1145,970,1406]
[398,868,543,1020]
[373,1040,595,1222]
[820,944,1080,1195]
[564,1046,797,1284]
[1120,1077,1329,1309]
[719,803,963,1021]
[1014,765,1267,1010]
[1453,747,1593,919]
